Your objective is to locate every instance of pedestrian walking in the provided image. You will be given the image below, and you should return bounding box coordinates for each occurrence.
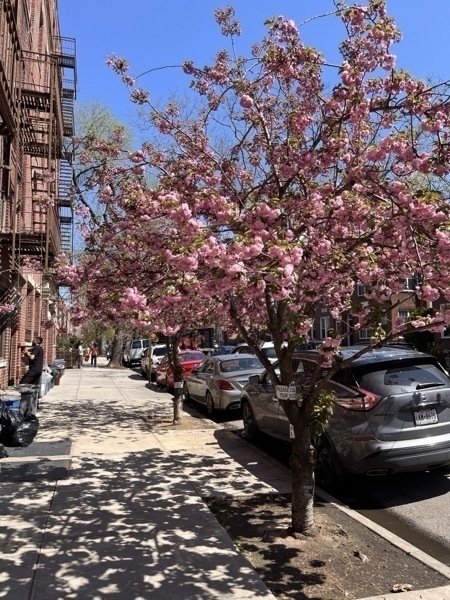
[90,341,99,367]
[77,343,84,368]
[20,336,44,384]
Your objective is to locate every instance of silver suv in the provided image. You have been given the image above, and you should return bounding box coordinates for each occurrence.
[240,346,450,487]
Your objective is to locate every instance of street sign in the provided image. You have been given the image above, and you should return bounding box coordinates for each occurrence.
[275,385,297,400]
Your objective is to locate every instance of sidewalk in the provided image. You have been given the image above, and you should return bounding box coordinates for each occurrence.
[0,358,449,599]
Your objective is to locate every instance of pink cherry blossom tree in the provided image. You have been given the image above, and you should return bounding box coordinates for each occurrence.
[61,1,450,536]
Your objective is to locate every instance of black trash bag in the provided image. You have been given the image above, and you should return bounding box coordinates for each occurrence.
[0,406,24,430]
[0,412,39,448]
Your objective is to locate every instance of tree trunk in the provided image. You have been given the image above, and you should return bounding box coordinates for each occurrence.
[107,334,125,369]
[172,385,183,423]
[285,395,317,538]
[290,432,317,537]
[166,333,184,424]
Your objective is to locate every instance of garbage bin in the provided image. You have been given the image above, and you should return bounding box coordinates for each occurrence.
[16,385,40,416]
[53,368,63,386]
[3,389,26,415]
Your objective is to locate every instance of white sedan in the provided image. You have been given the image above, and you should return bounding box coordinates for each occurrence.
[183,353,265,416]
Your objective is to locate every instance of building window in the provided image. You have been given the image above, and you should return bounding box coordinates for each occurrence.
[359,329,370,340]
[357,284,366,297]
[398,309,412,321]
[404,278,416,291]
[320,317,330,339]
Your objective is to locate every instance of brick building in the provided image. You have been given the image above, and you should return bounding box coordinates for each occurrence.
[0,0,75,386]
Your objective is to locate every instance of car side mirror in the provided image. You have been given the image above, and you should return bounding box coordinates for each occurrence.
[248,374,260,385]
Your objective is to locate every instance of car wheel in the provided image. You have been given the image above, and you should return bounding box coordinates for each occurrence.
[314,437,339,490]
[206,392,214,417]
[242,400,259,442]
[183,382,191,401]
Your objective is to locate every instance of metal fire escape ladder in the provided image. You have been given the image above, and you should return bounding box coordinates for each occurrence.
[19,36,76,267]
[54,37,76,261]
[58,158,73,255]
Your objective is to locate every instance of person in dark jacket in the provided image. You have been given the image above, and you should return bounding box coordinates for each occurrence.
[20,336,44,384]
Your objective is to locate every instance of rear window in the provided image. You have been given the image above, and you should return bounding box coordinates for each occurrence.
[220,357,263,373]
[351,361,450,396]
[181,352,205,361]
[131,339,149,349]
[152,347,166,357]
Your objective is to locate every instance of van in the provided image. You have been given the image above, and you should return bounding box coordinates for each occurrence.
[123,339,150,367]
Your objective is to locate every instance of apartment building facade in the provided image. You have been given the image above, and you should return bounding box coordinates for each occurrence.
[0,0,75,386]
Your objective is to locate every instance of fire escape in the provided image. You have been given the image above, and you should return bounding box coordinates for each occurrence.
[19,35,77,268]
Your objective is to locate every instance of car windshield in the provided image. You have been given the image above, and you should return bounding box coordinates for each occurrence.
[220,357,263,373]
[262,347,277,359]
[352,361,450,395]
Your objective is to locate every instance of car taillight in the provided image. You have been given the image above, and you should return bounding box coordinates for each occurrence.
[334,389,382,411]
[217,380,234,390]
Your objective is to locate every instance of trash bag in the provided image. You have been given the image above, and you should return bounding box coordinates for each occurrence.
[9,415,39,447]
[0,410,39,447]
[0,406,24,430]
[0,443,8,458]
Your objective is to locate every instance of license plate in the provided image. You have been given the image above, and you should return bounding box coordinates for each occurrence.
[414,408,438,426]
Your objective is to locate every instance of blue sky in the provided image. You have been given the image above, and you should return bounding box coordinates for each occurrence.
[58,0,450,126]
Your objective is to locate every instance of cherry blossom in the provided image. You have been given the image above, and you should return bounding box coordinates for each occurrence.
[60,1,450,538]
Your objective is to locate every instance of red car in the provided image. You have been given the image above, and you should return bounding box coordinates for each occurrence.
[155,350,206,390]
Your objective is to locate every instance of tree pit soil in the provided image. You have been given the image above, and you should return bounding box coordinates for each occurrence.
[206,493,450,600]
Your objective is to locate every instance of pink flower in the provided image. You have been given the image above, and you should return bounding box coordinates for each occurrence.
[130,88,149,104]
[240,95,254,109]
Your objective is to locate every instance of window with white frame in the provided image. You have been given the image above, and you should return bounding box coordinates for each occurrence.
[320,317,330,339]
[359,329,370,340]
[398,309,412,321]
[357,284,366,297]
[404,278,416,291]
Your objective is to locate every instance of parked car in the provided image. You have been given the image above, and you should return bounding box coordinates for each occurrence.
[123,338,150,367]
[240,346,450,487]
[148,344,167,382]
[293,340,324,351]
[198,348,216,357]
[155,350,206,390]
[184,353,265,416]
[211,345,235,356]
[232,341,278,364]
[140,347,151,376]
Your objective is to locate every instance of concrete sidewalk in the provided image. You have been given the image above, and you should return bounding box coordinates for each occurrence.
[0,358,449,599]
